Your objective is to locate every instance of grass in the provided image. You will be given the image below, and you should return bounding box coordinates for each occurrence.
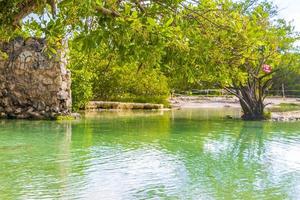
[268,103,300,112]
[55,115,75,121]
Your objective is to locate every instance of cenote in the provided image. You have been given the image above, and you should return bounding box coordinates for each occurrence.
[1,108,300,200]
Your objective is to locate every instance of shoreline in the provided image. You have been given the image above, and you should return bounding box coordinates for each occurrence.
[83,97,300,121]
[170,96,300,109]
[170,96,300,121]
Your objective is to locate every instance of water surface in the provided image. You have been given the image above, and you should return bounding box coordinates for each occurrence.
[1,108,300,200]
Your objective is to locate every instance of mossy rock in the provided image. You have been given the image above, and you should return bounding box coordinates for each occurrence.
[55,113,81,121]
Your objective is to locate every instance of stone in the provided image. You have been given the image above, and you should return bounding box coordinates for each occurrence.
[271,111,300,121]
[42,77,53,85]
[50,112,58,118]
[13,37,24,50]
[71,112,81,119]
[15,69,25,75]
[27,107,34,113]
[2,97,9,106]
[2,89,8,96]
[25,38,37,46]
[16,113,30,119]
[52,107,60,113]
[53,76,62,85]
[0,112,7,118]
[61,81,68,90]
[28,111,43,119]
[0,37,72,119]
[26,38,44,52]
[18,51,33,63]
[15,108,22,114]
[8,83,16,90]
[57,90,69,100]
[46,70,57,77]
[32,101,46,111]
[5,107,13,113]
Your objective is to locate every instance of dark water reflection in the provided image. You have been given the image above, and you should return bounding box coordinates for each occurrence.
[0,108,300,199]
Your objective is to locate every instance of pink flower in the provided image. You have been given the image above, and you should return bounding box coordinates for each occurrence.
[262,64,272,73]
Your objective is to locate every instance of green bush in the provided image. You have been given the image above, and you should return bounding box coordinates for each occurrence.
[71,69,94,111]
[268,103,300,112]
[263,111,271,120]
[92,66,170,105]
[68,40,170,108]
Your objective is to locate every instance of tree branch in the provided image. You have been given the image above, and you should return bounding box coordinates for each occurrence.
[96,7,121,17]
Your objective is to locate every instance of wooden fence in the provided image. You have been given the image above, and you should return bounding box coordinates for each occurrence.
[173,89,300,98]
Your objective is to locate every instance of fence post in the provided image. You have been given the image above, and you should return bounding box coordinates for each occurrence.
[282,84,285,99]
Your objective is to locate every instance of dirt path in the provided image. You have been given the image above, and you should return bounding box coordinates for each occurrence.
[170,96,300,109]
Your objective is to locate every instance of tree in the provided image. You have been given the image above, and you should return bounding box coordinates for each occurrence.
[1,0,299,120]
[161,0,298,120]
[219,2,298,120]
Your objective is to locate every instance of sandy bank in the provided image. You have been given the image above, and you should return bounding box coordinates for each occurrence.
[170,96,300,109]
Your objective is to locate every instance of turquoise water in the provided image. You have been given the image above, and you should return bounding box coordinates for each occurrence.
[1,108,300,199]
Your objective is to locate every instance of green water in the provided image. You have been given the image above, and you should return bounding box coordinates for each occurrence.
[1,108,300,200]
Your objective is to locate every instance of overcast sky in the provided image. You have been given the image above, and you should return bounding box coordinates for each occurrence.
[273,0,300,32]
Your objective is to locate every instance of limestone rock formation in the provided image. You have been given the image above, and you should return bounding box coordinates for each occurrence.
[0,37,71,119]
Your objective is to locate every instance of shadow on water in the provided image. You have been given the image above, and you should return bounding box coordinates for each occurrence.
[0,120,73,199]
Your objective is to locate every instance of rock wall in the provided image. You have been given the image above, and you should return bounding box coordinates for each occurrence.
[0,37,71,119]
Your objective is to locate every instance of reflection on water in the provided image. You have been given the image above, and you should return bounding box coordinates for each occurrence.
[0,108,300,199]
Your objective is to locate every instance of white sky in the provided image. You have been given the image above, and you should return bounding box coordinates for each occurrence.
[271,0,300,46]
[272,0,300,32]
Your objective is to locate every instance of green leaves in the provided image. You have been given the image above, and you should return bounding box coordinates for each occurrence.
[147,17,157,26]
[1,0,298,103]
[165,18,174,27]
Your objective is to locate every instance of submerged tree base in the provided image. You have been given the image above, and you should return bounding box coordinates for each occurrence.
[241,113,268,121]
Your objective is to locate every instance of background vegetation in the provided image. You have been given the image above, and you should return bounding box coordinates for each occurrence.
[1,0,300,116]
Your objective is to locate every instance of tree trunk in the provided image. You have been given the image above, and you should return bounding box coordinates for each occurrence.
[224,73,273,121]
[238,86,265,120]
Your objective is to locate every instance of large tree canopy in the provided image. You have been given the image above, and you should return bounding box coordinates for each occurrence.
[1,0,299,119]
[163,0,299,119]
